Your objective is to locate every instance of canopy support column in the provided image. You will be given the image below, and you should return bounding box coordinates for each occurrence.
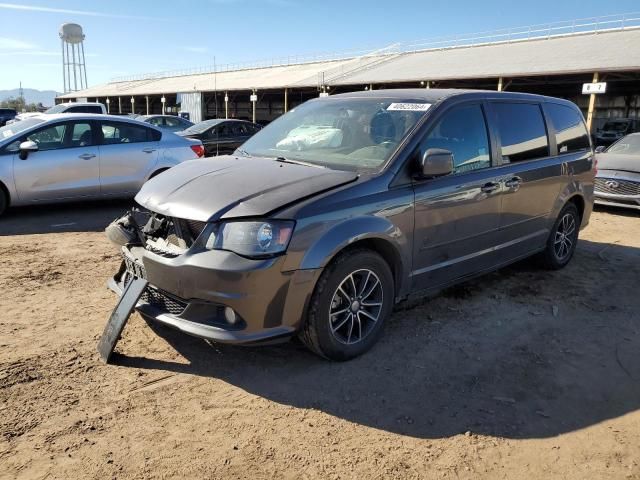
[586,72,599,133]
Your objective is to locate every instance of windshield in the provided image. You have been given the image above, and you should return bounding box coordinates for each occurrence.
[239,97,431,171]
[0,117,45,140]
[45,104,70,114]
[602,121,629,132]
[181,119,221,134]
[607,135,640,155]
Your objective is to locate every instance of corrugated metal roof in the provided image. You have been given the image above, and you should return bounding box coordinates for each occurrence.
[59,28,640,99]
[331,29,640,85]
[59,58,359,98]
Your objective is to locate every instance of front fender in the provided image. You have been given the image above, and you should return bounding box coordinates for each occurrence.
[284,215,412,298]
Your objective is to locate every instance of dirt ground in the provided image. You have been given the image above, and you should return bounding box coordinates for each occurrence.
[0,201,639,480]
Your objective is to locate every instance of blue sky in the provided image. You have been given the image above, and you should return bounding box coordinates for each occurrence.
[0,0,638,92]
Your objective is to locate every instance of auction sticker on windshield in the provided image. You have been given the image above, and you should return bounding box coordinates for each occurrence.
[387,103,431,111]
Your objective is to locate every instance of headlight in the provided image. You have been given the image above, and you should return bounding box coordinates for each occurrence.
[205,220,295,257]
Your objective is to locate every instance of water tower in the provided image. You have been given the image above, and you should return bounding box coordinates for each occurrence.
[59,23,88,93]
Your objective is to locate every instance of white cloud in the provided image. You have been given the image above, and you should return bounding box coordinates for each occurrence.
[183,46,208,54]
[0,2,165,20]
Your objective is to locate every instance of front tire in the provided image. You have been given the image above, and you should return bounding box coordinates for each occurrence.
[539,202,580,270]
[300,249,394,361]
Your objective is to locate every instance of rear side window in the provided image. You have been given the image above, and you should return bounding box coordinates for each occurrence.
[69,122,94,147]
[493,103,549,163]
[100,121,158,144]
[232,124,247,135]
[545,103,590,154]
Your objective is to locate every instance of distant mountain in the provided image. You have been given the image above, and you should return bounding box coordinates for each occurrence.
[0,88,60,107]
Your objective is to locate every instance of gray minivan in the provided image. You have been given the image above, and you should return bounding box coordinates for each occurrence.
[107,89,595,360]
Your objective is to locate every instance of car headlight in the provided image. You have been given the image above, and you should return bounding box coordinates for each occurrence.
[204,220,295,257]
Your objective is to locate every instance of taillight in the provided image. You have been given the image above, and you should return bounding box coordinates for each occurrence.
[191,144,205,158]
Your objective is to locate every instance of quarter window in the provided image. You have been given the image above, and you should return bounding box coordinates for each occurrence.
[420,104,491,174]
[545,103,590,154]
[493,103,549,163]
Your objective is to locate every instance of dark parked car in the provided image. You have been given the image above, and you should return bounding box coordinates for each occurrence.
[176,119,261,156]
[137,115,194,133]
[107,89,595,360]
[0,108,17,126]
[594,133,640,210]
[594,118,639,146]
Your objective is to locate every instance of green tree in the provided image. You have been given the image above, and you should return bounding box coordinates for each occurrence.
[0,96,41,112]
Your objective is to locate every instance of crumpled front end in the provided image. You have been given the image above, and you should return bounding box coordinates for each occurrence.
[106,209,320,345]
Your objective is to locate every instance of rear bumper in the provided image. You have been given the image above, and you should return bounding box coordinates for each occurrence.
[109,246,322,345]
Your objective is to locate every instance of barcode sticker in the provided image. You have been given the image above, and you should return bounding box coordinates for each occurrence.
[387,103,432,112]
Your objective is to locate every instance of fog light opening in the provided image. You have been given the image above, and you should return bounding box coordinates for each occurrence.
[224,307,237,325]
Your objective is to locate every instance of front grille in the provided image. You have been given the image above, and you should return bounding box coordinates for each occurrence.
[180,219,207,239]
[143,217,208,255]
[140,287,187,315]
[595,178,640,196]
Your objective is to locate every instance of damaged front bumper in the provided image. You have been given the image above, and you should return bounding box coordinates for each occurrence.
[108,245,321,345]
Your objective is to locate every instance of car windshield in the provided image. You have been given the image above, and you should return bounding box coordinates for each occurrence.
[239,97,431,171]
[602,121,629,132]
[45,104,72,114]
[607,135,640,155]
[0,117,45,140]
[181,119,222,134]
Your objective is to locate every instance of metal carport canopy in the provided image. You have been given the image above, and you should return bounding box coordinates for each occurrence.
[57,58,358,99]
[331,28,640,85]
[58,27,640,100]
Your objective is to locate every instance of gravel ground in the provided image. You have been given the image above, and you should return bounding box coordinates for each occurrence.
[0,201,639,480]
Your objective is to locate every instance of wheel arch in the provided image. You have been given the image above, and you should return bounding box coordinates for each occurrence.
[0,179,10,207]
[294,216,411,301]
[567,193,585,220]
[147,167,170,181]
[550,179,589,229]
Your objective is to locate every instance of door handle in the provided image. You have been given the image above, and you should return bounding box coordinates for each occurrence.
[143,148,156,153]
[504,176,523,190]
[480,181,500,193]
[79,153,96,160]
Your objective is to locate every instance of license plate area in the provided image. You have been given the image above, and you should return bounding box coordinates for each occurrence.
[122,248,147,280]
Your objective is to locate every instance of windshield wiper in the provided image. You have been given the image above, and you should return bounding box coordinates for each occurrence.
[275,156,325,169]
[235,148,251,157]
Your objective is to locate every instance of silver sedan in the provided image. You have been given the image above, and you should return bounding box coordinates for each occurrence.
[0,114,204,215]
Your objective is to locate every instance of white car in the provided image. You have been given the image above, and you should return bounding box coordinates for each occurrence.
[0,113,204,215]
[7,102,107,124]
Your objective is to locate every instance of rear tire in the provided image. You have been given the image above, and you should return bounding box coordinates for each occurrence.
[299,249,394,361]
[538,203,580,270]
[0,189,7,217]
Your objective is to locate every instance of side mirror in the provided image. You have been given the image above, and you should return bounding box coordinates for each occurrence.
[18,140,38,160]
[594,146,606,153]
[420,148,453,178]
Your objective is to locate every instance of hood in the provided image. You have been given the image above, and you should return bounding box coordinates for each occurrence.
[135,156,358,222]
[596,153,640,174]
